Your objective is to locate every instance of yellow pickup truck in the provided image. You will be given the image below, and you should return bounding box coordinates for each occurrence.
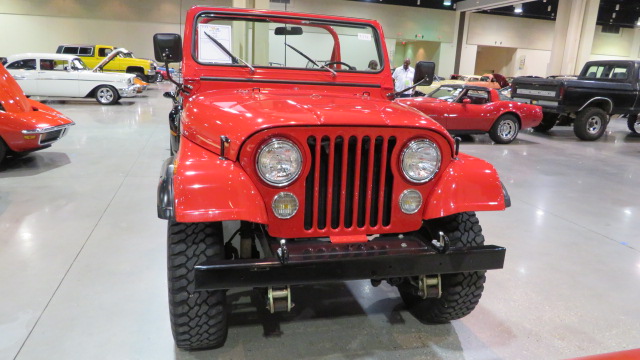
[56,44,157,82]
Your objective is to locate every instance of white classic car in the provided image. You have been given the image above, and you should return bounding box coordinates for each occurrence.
[5,53,139,105]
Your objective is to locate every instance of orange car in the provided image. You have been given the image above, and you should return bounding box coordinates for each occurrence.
[0,63,74,163]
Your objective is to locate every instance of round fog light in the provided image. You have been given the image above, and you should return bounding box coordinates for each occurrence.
[272,192,299,219]
[399,189,423,214]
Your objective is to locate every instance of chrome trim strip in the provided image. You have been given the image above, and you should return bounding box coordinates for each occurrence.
[578,97,613,114]
[22,122,75,134]
[517,89,556,97]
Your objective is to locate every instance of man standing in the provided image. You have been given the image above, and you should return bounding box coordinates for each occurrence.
[392,58,415,98]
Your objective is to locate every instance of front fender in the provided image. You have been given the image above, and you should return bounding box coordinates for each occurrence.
[423,153,509,220]
[159,137,268,224]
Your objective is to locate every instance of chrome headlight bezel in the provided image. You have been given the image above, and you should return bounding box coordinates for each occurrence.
[400,139,441,184]
[256,138,303,187]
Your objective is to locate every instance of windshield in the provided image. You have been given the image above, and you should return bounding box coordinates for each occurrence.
[194,13,383,72]
[428,86,462,101]
[72,58,88,70]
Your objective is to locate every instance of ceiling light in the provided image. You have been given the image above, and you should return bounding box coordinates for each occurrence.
[547,5,551,11]
[637,17,640,26]
[443,0,452,5]
[514,4,522,13]
[615,4,619,10]
[612,12,616,18]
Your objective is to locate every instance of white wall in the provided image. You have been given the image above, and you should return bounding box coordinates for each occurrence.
[511,49,551,77]
[0,0,234,60]
[591,26,639,59]
[467,13,554,51]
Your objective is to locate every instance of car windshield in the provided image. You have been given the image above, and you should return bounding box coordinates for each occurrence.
[428,86,462,101]
[72,58,89,70]
[194,12,383,72]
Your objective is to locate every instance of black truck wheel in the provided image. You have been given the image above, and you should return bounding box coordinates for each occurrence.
[168,220,228,350]
[489,114,519,144]
[399,212,486,323]
[627,114,639,134]
[574,107,608,140]
[533,112,557,132]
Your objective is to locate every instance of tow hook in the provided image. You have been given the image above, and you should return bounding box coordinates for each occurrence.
[418,275,441,299]
[276,239,289,265]
[431,231,450,254]
[266,286,294,313]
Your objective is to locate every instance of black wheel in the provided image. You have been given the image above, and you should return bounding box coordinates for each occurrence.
[156,73,164,82]
[168,221,228,350]
[399,212,486,323]
[0,137,7,164]
[574,107,608,141]
[489,114,519,144]
[94,85,119,105]
[627,114,639,134]
[533,112,558,132]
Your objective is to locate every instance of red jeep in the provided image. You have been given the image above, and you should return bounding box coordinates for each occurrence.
[155,6,509,350]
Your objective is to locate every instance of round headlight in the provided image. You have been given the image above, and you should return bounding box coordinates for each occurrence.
[272,192,299,219]
[256,139,303,186]
[399,189,423,214]
[401,139,441,183]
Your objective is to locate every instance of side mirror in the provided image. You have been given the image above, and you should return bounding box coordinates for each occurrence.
[462,98,471,104]
[413,61,436,86]
[153,33,183,63]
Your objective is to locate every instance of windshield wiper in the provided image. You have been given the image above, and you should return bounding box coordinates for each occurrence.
[285,43,336,77]
[203,31,255,74]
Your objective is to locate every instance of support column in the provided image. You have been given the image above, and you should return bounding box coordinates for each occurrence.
[548,0,600,76]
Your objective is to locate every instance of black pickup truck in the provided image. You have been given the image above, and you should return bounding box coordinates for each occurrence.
[511,60,640,140]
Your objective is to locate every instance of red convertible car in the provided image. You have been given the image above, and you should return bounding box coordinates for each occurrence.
[0,63,74,163]
[397,84,542,144]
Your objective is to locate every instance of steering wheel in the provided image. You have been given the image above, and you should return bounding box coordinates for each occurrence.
[323,61,356,70]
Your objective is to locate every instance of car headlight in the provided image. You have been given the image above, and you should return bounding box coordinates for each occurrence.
[256,138,303,186]
[401,139,441,183]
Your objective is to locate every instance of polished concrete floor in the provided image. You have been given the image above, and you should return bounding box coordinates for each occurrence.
[1,84,639,360]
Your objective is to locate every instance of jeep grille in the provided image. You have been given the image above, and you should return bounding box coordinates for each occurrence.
[304,135,397,231]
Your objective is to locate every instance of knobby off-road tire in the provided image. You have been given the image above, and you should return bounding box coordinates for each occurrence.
[489,114,519,144]
[168,221,228,350]
[400,212,487,323]
[627,114,639,134]
[574,107,608,141]
[533,112,557,132]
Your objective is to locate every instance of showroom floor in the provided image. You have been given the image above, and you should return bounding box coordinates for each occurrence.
[1,83,639,360]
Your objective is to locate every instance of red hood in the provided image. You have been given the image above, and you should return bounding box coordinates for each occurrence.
[0,64,31,113]
[181,89,453,159]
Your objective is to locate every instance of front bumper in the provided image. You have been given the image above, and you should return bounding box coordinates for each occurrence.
[117,85,140,98]
[22,122,75,145]
[195,235,506,290]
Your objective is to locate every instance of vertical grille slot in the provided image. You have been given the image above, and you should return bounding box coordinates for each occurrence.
[304,136,316,230]
[357,136,371,228]
[330,136,344,229]
[369,136,384,227]
[304,133,396,232]
[344,136,358,228]
[382,137,396,226]
[317,136,330,230]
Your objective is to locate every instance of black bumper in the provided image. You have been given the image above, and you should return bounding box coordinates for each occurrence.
[195,236,506,290]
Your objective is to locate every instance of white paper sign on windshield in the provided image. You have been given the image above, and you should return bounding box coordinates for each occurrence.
[198,24,232,63]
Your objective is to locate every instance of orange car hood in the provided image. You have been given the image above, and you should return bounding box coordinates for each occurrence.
[0,64,31,113]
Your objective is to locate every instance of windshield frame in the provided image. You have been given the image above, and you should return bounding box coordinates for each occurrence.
[190,10,386,74]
